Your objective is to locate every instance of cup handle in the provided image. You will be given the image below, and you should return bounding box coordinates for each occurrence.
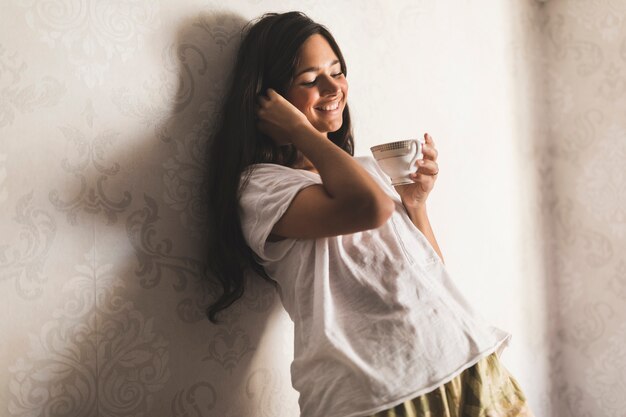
[408,138,424,172]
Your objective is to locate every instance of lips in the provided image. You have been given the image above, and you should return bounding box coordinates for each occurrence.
[314,99,341,112]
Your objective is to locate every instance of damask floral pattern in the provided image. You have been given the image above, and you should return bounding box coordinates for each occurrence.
[607,260,626,299]
[125,194,212,323]
[8,248,169,417]
[192,13,245,52]
[557,302,615,356]
[577,124,626,238]
[170,381,217,417]
[48,101,132,225]
[112,15,238,234]
[0,192,56,299]
[162,117,212,239]
[14,0,161,87]
[566,0,626,41]
[546,14,604,77]
[202,301,256,373]
[110,13,242,142]
[0,45,65,128]
[535,1,626,415]
[0,153,7,203]
[586,323,626,417]
[110,42,204,143]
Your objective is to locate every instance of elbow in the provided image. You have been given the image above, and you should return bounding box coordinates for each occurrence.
[375,196,396,227]
[358,195,395,230]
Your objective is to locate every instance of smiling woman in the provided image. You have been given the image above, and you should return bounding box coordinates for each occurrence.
[286,35,348,136]
[204,10,535,417]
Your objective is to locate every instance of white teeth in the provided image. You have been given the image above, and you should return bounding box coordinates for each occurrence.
[316,101,339,111]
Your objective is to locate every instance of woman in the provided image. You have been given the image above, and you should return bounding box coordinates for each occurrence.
[206,11,535,417]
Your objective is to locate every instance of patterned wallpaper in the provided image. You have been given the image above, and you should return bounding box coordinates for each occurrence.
[0,1,623,416]
[526,1,626,416]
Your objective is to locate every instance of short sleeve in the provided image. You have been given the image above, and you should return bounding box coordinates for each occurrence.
[355,155,393,188]
[238,164,320,262]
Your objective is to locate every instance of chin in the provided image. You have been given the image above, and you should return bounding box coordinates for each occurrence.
[316,119,343,134]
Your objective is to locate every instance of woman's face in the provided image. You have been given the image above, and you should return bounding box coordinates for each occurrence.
[286,34,348,135]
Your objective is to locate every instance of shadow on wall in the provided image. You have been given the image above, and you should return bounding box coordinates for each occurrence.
[6,10,293,417]
[121,11,292,416]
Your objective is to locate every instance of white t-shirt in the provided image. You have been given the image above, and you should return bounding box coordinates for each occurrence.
[238,156,511,417]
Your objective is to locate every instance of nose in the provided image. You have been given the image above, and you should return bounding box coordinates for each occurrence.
[319,74,341,96]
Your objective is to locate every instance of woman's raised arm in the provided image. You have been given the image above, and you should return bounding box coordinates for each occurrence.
[256,89,394,239]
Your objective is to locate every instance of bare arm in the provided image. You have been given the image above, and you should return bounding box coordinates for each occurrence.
[394,133,444,263]
[256,89,395,239]
[404,204,444,264]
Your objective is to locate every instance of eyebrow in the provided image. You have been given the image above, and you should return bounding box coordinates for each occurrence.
[294,59,341,78]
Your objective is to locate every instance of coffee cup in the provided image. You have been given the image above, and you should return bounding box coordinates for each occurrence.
[370,138,425,186]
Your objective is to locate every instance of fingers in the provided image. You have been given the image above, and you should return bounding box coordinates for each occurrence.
[416,158,439,176]
[256,88,277,104]
[256,90,274,120]
[256,88,286,114]
[424,132,435,147]
[422,144,438,161]
[256,92,269,108]
[255,98,267,122]
[421,133,438,161]
[258,88,281,104]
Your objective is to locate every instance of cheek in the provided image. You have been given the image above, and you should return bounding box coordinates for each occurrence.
[288,90,317,113]
[340,79,349,97]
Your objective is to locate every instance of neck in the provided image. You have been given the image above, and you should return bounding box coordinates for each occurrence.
[293,153,318,173]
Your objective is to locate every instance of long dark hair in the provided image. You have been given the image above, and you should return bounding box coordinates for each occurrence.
[205,11,354,323]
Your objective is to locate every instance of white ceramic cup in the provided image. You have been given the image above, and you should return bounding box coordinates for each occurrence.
[370,138,425,186]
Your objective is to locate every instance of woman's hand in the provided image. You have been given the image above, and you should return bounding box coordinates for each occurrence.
[256,88,312,145]
[394,133,439,209]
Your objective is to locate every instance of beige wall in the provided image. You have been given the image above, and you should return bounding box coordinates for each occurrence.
[1,1,624,416]
[527,1,626,416]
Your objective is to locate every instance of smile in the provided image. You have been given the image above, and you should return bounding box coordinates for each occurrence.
[314,100,340,112]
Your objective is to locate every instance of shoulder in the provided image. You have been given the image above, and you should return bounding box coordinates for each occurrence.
[242,163,319,181]
[355,155,389,182]
[242,163,293,178]
[239,163,321,194]
[240,163,294,186]
[354,155,378,171]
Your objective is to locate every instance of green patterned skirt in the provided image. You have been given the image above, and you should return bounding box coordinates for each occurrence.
[367,352,535,417]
